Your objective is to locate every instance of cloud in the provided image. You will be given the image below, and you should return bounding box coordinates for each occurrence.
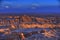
[1,1,17,8]
[32,3,40,6]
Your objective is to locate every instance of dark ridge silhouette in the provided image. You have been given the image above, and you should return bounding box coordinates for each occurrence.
[0,13,60,17]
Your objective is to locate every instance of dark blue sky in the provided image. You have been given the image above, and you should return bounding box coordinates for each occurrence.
[0,0,60,14]
[2,0,58,7]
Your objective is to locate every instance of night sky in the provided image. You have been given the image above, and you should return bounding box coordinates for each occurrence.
[0,0,60,15]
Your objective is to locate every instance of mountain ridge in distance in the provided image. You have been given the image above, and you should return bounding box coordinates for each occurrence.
[0,13,60,17]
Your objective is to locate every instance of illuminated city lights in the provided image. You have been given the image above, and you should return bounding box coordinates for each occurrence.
[0,15,60,40]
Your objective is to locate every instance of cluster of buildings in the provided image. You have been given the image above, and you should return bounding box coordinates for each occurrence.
[0,15,60,29]
[0,15,60,40]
